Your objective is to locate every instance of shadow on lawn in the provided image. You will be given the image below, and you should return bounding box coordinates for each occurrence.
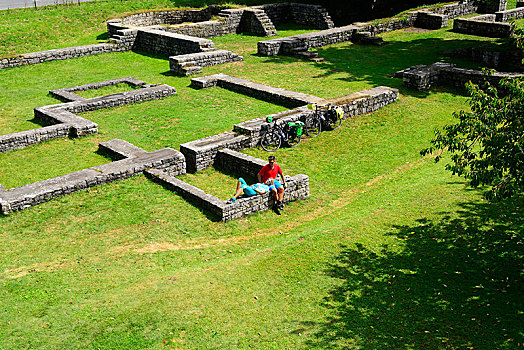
[305,194,524,349]
[260,37,507,97]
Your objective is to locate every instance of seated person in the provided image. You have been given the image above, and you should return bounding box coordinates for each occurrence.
[258,155,286,210]
[227,178,270,203]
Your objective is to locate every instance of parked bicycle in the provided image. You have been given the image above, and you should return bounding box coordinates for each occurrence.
[304,103,344,138]
[260,116,305,152]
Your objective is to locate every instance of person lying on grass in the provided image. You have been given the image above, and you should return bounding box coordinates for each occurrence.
[227,178,270,204]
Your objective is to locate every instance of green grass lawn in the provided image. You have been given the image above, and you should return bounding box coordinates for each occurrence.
[0,2,523,349]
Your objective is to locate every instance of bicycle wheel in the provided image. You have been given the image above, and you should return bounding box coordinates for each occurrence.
[286,128,301,148]
[327,110,342,130]
[304,116,321,138]
[260,129,281,152]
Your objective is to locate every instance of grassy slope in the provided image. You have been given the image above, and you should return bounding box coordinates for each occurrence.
[0,3,523,350]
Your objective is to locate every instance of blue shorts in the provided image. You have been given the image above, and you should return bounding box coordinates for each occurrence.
[269,180,282,191]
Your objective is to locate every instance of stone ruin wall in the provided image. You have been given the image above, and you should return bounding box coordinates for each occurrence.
[453,3,524,38]
[145,149,310,222]
[396,62,524,91]
[257,1,479,57]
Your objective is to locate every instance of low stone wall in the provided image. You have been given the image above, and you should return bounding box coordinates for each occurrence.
[447,46,524,71]
[180,132,251,172]
[0,80,176,153]
[169,50,243,76]
[477,0,507,13]
[165,20,232,38]
[120,8,212,27]
[453,14,514,38]
[133,28,215,56]
[0,140,185,214]
[49,77,147,102]
[146,149,309,222]
[253,2,334,29]
[214,148,267,178]
[495,7,524,22]
[190,74,325,108]
[395,62,524,91]
[234,108,309,148]
[414,12,448,30]
[428,2,477,17]
[0,43,127,70]
[108,3,332,40]
[258,25,357,56]
[289,3,335,29]
[232,86,398,147]
[327,86,399,117]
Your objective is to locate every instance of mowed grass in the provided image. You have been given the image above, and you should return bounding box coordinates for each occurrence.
[1,3,523,350]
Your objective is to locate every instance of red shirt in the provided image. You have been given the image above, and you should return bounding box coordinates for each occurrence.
[258,163,283,183]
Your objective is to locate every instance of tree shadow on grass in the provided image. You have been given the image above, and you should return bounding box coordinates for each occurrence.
[259,37,507,97]
[305,194,524,349]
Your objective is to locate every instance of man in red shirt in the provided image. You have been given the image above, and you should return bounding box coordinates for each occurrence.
[257,155,286,210]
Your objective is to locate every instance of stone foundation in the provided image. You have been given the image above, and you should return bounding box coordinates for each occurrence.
[495,6,524,22]
[0,140,185,214]
[0,79,176,153]
[232,86,398,147]
[0,43,127,70]
[169,50,243,76]
[145,149,309,222]
[453,14,514,38]
[446,46,524,71]
[133,28,215,56]
[395,62,524,91]
[180,132,251,173]
[257,1,477,56]
[190,73,325,108]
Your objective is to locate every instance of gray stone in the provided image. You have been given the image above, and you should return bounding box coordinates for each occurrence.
[0,79,176,153]
[145,149,309,222]
[395,62,524,91]
[0,141,185,214]
[169,50,243,76]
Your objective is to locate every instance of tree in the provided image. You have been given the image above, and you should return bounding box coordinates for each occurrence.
[422,23,524,200]
[421,76,523,201]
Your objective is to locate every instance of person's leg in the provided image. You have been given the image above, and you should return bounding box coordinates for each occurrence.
[277,186,284,201]
[233,180,243,199]
[271,188,278,201]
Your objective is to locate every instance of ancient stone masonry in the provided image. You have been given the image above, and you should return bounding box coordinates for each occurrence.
[452,2,524,39]
[0,43,127,70]
[145,149,309,222]
[0,140,185,214]
[169,50,243,76]
[239,9,278,37]
[257,1,477,57]
[0,73,396,218]
[49,77,147,102]
[180,132,252,173]
[495,6,524,22]
[253,3,334,30]
[184,74,398,172]
[107,3,332,41]
[453,14,514,38]
[133,29,215,56]
[233,86,399,148]
[0,79,176,153]
[447,46,524,71]
[395,62,524,91]
[477,0,508,13]
[258,25,358,56]
[190,74,325,108]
